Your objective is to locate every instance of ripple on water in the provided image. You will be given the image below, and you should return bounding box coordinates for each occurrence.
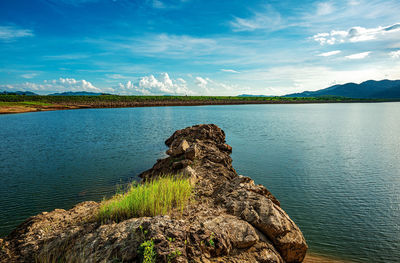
[1,104,400,263]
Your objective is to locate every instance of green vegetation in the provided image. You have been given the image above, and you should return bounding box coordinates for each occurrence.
[208,232,215,247]
[0,94,382,105]
[2,94,396,114]
[167,249,181,263]
[138,225,157,263]
[0,101,53,107]
[97,176,192,223]
[138,239,157,263]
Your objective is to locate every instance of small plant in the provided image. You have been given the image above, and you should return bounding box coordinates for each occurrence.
[208,232,215,247]
[167,249,181,263]
[138,239,156,263]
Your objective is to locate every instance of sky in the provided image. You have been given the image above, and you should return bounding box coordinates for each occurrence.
[0,0,400,95]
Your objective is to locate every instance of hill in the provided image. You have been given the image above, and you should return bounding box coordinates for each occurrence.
[285,79,400,99]
[0,91,38,96]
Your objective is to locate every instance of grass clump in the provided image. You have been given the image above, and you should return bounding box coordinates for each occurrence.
[97,175,192,223]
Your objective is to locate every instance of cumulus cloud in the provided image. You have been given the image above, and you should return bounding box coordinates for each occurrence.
[390,50,400,58]
[1,74,197,95]
[313,23,400,45]
[115,73,190,95]
[317,50,342,57]
[221,69,240,73]
[194,76,237,95]
[0,25,33,41]
[195,77,208,91]
[1,78,102,94]
[345,51,371,59]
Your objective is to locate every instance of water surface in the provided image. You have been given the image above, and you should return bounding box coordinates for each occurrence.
[1,103,399,262]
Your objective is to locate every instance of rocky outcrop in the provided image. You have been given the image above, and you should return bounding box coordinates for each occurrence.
[0,124,307,262]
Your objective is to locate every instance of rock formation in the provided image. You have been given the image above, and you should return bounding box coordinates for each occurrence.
[0,124,307,262]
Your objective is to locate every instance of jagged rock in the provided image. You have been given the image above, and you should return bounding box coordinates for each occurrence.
[166,139,190,157]
[185,144,199,161]
[0,124,307,263]
[203,215,259,249]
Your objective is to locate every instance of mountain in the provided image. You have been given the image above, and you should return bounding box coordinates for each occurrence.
[1,91,38,95]
[48,91,110,96]
[284,79,400,99]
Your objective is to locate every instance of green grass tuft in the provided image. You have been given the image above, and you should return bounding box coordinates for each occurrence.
[97,176,192,223]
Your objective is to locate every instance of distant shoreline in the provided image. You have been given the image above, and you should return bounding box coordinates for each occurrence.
[1,95,399,114]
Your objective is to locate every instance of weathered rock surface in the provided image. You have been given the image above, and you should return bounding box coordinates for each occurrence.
[0,124,307,262]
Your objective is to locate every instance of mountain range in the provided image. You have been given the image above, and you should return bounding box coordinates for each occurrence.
[284,79,400,99]
[1,79,400,99]
[1,91,38,95]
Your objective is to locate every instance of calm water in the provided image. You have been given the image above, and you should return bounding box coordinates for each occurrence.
[1,103,400,262]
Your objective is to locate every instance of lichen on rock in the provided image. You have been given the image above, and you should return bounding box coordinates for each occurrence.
[0,124,307,263]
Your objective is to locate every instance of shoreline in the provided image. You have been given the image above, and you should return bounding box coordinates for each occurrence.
[1,99,398,115]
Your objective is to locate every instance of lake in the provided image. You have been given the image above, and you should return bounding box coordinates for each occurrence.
[1,103,399,262]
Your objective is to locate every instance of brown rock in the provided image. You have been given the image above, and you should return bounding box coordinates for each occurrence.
[167,139,190,157]
[203,215,259,249]
[185,144,199,160]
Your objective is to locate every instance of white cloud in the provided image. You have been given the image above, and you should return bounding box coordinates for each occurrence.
[313,23,400,45]
[21,73,38,79]
[231,63,400,95]
[390,50,400,58]
[348,0,360,6]
[317,50,342,57]
[345,51,371,59]
[0,25,33,41]
[106,74,127,79]
[1,78,102,94]
[0,84,15,90]
[221,69,240,73]
[194,76,238,95]
[316,2,335,16]
[116,34,216,57]
[195,76,208,88]
[230,6,282,32]
[115,73,190,95]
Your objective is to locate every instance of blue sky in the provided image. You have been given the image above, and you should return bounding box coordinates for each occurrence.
[1,0,400,95]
